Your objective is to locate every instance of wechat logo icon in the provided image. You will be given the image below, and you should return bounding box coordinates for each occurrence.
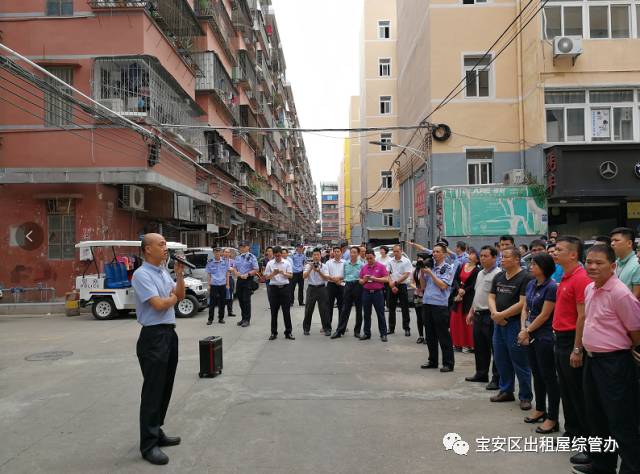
[443,432,470,456]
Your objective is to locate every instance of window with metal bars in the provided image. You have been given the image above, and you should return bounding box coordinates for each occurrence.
[44,67,74,126]
[47,199,76,260]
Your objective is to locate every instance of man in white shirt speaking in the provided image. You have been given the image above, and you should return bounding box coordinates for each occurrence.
[263,246,295,341]
[388,244,413,336]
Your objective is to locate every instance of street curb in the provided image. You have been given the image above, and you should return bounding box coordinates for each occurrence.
[0,302,91,316]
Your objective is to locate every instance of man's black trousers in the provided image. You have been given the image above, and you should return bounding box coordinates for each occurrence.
[136,324,178,455]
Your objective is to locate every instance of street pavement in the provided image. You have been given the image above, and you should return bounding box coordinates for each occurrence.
[0,288,574,474]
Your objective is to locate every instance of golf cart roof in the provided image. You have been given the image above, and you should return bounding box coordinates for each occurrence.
[75,240,187,250]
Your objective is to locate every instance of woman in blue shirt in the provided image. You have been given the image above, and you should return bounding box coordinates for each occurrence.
[517,252,560,434]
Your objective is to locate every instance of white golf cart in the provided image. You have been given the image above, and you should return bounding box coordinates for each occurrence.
[75,240,208,320]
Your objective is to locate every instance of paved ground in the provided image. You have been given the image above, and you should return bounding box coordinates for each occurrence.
[0,288,575,474]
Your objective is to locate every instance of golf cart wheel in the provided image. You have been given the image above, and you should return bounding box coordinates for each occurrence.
[175,294,199,318]
[92,298,117,320]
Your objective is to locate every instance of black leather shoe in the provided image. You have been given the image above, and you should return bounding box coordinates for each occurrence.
[236,321,244,326]
[285,334,295,340]
[359,335,371,340]
[324,330,332,336]
[388,330,395,334]
[570,452,591,465]
[465,375,489,383]
[570,466,596,474]
[241,321,250,327]
[524,413,546,423]
[405,330,410,337]
[218,320,225,324]
[228,312,236,317]
[269,334,277,340]
[485,380,499,390]
[535,422,560,434]
[142,447,169,465]
[380,335,388,342]
[421,363,438,369]
[440,366,454,373]
[206,320,212,326]
[158,434,181,447]
[330,332,342,339]
[304,331,310,336]
[353,332,360,338]
[416,337,424,344]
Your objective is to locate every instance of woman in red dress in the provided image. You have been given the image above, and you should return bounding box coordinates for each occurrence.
[450,249,480,353]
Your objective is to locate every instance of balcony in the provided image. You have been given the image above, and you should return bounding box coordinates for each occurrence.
[232,0,255,47]
[193,51,239,124]
[93,56,205,149]
[256,92,275,128]
[239,104,259,149]
[253,10,270,52]
[233,50,257,93]
[194,0,236,65]
[88,0,204,74]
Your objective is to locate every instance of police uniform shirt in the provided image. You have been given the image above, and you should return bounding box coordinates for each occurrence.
[291,252,306,273]
[264,258,292,286]
[326,259,345,286]
[422,261,455,306]
[206,257,230,286]
[389,256,413,284]
[234,252,259,276]
[305,262,329,286]
[132,262,176,326]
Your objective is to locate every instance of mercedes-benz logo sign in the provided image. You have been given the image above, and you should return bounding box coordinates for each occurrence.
[599,161,618,180]
[634,162,640,179]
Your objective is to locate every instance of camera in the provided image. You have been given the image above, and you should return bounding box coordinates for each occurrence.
[313,262,320,269]
[416,252,434,269]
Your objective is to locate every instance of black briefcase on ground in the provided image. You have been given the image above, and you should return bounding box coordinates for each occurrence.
[198,336,223,378]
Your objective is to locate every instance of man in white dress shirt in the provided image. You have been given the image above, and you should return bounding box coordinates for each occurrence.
[326,246,346,331]
[263,246,295,340]
[388,244,413,336]
[303,248,331,335]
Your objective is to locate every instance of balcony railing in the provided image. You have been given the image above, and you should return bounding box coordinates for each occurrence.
[239,104,259,149]
[88,0,204,74]
[232,0,255,47]
[233,50,257,93]
[193,51,239,124]
[194,0,236,64]
[93,55,205,149]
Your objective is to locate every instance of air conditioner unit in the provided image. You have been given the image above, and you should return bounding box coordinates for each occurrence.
[504,169,526,185]
[97,98,123,112]
[239,172,248,187]
[122,185,145,210]
[553,36,583,65]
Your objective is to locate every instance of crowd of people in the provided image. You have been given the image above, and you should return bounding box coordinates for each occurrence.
[132,229,640,470]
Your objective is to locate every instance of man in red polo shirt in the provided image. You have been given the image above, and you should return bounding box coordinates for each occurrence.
[553,236,593,467]
[358,248,390,342]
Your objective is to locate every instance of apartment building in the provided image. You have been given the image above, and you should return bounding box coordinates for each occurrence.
[396,0,640,243]
[357,0,400,246]
[0,0,317,295]
[342,96,363,244]
[320,182,339,244]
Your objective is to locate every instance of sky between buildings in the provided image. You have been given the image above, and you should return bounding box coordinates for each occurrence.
[271,0,364,196]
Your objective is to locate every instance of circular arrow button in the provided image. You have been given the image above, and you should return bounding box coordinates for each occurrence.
[17,222,44,251]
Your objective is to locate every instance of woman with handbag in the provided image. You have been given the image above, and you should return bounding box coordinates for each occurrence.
[449,248,480,353]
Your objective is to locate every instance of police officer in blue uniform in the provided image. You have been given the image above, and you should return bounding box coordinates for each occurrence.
[420,242,457,372]
[290,244,307,306]
[206,247,230,325]
[131,233,184,465]
[232,240,259,327]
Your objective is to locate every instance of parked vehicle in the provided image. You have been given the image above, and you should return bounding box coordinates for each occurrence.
[75,240,208,321]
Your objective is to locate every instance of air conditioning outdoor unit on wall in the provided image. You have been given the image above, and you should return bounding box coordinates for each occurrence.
[504,169,526,185]
[122,185,145,210]
[553,36,583,65]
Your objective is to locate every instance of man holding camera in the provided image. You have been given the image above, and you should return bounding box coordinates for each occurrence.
[420,243,456,372]
[388,244,413,337]
[303,248,332,336]
[263,246,295,341]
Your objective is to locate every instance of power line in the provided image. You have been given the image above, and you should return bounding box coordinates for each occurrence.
[160,123,431,133]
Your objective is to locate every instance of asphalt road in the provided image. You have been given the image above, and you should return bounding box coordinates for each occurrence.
[0,288,575,473]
